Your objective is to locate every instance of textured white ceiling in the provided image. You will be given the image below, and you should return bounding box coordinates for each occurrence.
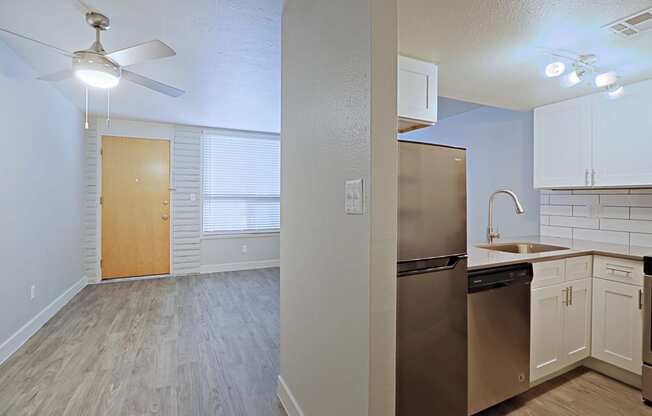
[400,0,652,110]
[0,0,281,132]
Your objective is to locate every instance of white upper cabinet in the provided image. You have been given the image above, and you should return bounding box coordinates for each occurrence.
[534,96,592,188]
[398,56,438,132]
[593,80,652,186]
[534,78,652,188]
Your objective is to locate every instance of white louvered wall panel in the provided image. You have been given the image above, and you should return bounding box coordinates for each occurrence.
[83,123,99,279]
[172,126,202,275]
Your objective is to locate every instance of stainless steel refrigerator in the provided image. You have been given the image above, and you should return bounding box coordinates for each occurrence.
[396,140,468,416]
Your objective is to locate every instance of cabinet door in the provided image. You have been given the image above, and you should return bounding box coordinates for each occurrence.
[398,56,437,124]
[593,80,652,186]
[592,278,643,375]
[562,279,592,366]
[531,285,565,381]
[534,96,592,188]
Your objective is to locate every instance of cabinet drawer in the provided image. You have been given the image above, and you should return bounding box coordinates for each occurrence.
[532,260,566,289]
[565,256,593,282]
[593,256,643,286]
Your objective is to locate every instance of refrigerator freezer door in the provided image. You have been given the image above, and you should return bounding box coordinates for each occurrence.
[398,141,467,262]
[397,258,468,416]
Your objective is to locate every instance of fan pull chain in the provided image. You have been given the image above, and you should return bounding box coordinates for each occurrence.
[84,87,89,129]
[106,88,111,128]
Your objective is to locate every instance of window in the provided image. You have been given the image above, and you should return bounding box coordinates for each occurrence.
[202,132,280,234]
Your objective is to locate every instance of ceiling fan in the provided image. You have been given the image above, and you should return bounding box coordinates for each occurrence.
[0,8,185,97]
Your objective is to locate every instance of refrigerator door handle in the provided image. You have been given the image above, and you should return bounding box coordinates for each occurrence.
[398,255,466,277]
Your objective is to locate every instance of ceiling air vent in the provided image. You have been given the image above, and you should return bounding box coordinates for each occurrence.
[605,8,652,37]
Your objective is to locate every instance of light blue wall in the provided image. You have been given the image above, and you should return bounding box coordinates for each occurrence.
[403,104,540,243]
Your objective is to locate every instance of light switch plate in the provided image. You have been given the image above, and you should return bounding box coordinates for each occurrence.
[345,179,364,215]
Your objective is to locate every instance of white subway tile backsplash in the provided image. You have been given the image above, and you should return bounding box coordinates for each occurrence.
[631,233,652,248]
[598,206,630,219]
[541,225,573,239]
[549,194,599,206]
[549,215,599,229]
[541,205,572,216]
[539,188,649,250]
[601,218,652,234]
[601,194,652,207]
[572,229,630,245]
[631,208,652,221]
[573,205,630,219]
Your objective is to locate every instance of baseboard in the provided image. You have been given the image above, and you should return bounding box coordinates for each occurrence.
[277,375,304,416]
[0,275,87,366]
[200,259,280,274]
[529,361,584,388]
[582,357,642,388]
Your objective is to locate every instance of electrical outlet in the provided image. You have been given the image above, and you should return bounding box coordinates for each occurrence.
[241,244,248,254]
[30,285,35,300]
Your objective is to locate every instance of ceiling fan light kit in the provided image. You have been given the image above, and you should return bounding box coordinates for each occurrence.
[543,52,624,98]
[0,9,185,128]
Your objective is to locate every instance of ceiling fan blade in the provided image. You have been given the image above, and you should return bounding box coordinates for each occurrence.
[0,27,74,58]
[107,40,176,67]
[38,70,74,82]
[122,70,185,97]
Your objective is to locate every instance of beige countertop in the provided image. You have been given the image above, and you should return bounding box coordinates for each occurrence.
[468,235,652,271]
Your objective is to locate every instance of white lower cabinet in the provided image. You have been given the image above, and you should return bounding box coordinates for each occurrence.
[591,277,643,375]
[530,278,591,381]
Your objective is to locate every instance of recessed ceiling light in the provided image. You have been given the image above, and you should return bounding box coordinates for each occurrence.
[545,62,566,78]
[594,71,618,88]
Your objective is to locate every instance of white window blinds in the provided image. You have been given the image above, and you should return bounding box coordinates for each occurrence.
[201,132,280,234]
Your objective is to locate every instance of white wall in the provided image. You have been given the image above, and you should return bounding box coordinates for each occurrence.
[0,40,84,357]
[279,0,397,415]
[200,234,279,273]
[404,104,540,243]
[82,117,280,280]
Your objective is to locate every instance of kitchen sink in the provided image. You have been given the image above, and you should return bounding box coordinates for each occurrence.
[476,242,569,254]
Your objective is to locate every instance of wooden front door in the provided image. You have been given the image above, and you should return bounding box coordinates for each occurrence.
[101,136,170,279]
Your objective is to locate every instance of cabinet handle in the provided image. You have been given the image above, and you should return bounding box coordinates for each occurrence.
[640,289,643,310]
[569,286,573,306]
[585,169,589,186]
[591,169,596,186]
[605,263,633,277]
[562,287,569,306]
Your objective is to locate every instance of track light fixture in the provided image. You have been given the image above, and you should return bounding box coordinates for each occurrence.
[542,52,624,98]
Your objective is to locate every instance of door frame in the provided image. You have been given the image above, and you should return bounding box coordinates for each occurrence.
[96,133,174,281]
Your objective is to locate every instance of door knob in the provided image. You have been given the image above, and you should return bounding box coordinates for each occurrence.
[162,214,169,221]
[163,200,169,206]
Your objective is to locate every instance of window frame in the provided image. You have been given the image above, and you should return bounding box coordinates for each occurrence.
[200,129,281,237]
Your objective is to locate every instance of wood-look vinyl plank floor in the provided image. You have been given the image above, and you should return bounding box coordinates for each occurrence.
[477,367,652,416]
[1,267,651,415]
[0,269,285,416]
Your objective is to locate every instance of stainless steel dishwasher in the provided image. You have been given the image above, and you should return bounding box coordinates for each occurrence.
[467,263,533,415]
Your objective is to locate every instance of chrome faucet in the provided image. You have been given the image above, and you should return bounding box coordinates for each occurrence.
[487,189,525,244]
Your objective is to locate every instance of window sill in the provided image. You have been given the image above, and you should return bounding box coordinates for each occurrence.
[201,231,280,240]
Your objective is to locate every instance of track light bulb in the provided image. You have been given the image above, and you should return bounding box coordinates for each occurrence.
[561,70,583,88]
[594,71,618,88]
[606,84,624,99]
[545,62,566,78]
